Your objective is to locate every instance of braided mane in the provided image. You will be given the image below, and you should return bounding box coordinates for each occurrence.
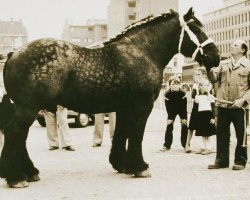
[103,9,178,46]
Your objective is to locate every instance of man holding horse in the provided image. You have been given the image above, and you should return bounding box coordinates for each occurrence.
[208,39,250,170]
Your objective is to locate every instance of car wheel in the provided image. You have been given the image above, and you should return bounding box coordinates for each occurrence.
[76,113,89,127]
[37,117,46,127]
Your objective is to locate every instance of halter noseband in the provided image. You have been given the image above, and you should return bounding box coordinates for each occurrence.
[178,16,214,61]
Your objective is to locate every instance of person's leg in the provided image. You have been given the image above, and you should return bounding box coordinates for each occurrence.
[0,129,4,155]
[163,114,177,150]
[209,107,231,168]
[180,118,188,148]
[108,112,116,143]
[93,113,105,146]
[196,136,206,154]
[185,129,193,153]
[43,110,59,149]
[163,122,173,149]
[232,108,247,168]
[202,137,207,149]
[201,137,212,155]
[56,106,73,149]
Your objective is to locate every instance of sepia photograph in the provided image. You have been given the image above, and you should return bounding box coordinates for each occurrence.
[0,0,249,199]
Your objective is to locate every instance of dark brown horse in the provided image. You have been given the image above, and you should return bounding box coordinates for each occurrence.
[0,8,220,188]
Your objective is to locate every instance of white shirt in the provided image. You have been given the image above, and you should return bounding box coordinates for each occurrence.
[196,94,215,112]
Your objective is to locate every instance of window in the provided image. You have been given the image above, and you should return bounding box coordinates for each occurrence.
[128,0,136,7]
[84,38,93,43]
[88,26,93,31]
[128,14,136,20]
[72,38,80,43]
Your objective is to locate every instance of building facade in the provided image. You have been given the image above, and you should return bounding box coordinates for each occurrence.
[61,19,107,47]
[203,0,250,58]
[0,19,28,56]
[108,0,179,81]
[107,0,178,38]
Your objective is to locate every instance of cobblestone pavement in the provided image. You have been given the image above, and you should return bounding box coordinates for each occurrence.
[0,108,250,200]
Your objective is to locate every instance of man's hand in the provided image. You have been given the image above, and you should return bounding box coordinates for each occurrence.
[210,119,215,124]
[231,98,246,108]
[180,119,187,126]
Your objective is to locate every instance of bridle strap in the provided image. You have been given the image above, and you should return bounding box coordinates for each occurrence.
[178,16,214,61]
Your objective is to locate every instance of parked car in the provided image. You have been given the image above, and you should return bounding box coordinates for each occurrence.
[36,110,95,127]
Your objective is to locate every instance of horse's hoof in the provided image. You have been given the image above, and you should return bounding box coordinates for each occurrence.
[8,180,29,188]
[27,174,40,182]
[117,167,126,174]
[133,169,151,178]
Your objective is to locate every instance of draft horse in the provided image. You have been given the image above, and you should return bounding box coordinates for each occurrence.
[0,8,220,188]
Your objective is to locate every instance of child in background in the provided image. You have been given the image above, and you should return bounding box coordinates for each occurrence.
[185,66,209,153]
[194,78,216,155]
[160,76,188,152]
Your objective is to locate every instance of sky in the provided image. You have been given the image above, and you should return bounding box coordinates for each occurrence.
[179,0,223,19]
[0,0,223,42]
[0,0,110,41]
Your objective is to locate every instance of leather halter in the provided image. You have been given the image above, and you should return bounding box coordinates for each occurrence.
[178,16,214,61]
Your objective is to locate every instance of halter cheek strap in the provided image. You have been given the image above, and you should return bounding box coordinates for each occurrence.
[178,16,214,61]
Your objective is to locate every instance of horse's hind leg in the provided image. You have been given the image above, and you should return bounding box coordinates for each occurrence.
[109,111,129,173]
[21,128,40,183]
[0,107,38,188]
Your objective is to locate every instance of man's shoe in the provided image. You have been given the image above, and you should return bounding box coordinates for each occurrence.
[159,146,170,152]
[49,146,59,151]
[185,146,191,153]
[201,149,212,155]
[62,146,75,151]
[232,164,245,170]
[195,148,205,154]
[92,143,101,147]
[208,163,229,169]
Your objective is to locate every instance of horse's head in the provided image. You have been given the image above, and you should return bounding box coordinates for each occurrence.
[178,8,220,71]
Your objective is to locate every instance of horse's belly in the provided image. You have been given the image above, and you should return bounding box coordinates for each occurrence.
[61,94,118,114]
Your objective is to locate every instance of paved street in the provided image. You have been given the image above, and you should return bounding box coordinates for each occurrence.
[0,108,250,200]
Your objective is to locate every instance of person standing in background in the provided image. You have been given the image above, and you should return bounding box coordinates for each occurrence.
[92,112,116,147]
[194,78,216,155]
[208,39,250,170]
[185,66,209,153]
[160,76,188,152]
[44,105,75,151]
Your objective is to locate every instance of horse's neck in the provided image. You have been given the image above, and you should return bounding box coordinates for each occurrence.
[117,18,181,69]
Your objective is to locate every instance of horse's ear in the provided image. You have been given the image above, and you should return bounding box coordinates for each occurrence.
[169,8,177,14]
[184,7,194,21]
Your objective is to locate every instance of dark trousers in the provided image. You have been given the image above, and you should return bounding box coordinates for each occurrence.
[164,113,188,149]
[216,107,248,166]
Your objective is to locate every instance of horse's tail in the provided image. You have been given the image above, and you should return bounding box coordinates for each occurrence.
[3,52,14,90]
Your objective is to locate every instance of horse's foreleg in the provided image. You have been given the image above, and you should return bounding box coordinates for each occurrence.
[109,111,128,173]
[0,107,38,188]
[124,104,153,177]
